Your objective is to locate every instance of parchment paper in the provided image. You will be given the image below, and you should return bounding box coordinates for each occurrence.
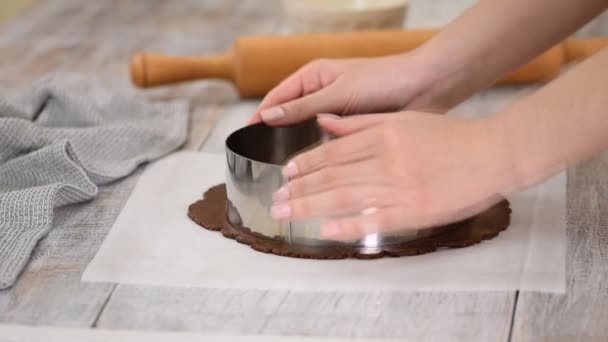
[82,152,566,292]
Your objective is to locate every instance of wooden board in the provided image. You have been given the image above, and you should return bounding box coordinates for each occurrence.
[0,0,32,25]
[96,286,514,340]
[512,10,608,341]
[0,324,402,342]
[0,0,272,328]
[0,177,133,326]
[96,96,519,341]
[511,155,608,341]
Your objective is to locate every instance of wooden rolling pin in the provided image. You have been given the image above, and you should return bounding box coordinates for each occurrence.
[130,29,608,97]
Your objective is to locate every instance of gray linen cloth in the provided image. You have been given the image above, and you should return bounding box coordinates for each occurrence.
[0,74,188,289]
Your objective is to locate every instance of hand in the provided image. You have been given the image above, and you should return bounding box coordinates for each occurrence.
[249,53,444,126]
[270,113,516,240]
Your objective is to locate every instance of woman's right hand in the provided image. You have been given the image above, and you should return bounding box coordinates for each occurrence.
[248,52,446,126]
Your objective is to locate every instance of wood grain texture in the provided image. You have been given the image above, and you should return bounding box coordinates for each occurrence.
[0,0,33,24]
[97,286,514,341]
[0,0,268,327]
[99,2,519,340]
[94,89,523,341]
[0,176,136,326]
[510,11,608,342]
[512,154,608,342]
[0,324,403,342]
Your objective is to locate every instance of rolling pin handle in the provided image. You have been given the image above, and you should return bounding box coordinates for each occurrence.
[130,51,235,88]
[563,37,608,62]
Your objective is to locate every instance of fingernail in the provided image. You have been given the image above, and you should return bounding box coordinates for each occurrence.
[321,222,341,239]
[273,186,290,202]
[271,203,291,221]
[260,107,285,122]
[317,113,341,121]
[361,207,378,216]
[282,161,299,178]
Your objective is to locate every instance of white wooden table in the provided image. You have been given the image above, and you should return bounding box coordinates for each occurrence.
[0,1,607,341]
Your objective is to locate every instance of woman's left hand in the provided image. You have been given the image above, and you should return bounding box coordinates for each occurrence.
[270,112,517,240]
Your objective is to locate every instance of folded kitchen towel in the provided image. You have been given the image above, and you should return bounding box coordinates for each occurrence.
[0,74,188,289]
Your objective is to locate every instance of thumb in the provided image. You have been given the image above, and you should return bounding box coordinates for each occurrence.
[259,86,343,126]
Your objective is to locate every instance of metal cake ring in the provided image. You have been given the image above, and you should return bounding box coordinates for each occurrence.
[225,118,447,253]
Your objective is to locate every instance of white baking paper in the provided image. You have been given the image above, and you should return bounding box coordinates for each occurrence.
[82,151,566,292]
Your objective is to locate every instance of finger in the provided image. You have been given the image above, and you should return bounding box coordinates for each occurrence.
[259,86,346,126]
[318,113,391,136]
[283,127,377,178]
[319,206,414,241]
[248,69,310,125]
[320,195,506,241]
[250,60,337,125]
[274,160,384,201]
[248,113,263,125]
[270,185,391,222]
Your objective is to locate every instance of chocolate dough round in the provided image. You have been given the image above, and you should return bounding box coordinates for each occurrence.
[187,184,511,259]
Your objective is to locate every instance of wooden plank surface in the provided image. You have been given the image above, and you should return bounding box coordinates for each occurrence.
[97,287,513,340]
[511,10,608,342]
[511,155,608,342]
[96,1,516,340]
[0,0,606,341]
[0,324,401,342]
[0,0,275,327]
[0,0,32,24]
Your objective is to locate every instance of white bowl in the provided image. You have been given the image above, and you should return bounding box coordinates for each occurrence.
[282,0,409,33]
